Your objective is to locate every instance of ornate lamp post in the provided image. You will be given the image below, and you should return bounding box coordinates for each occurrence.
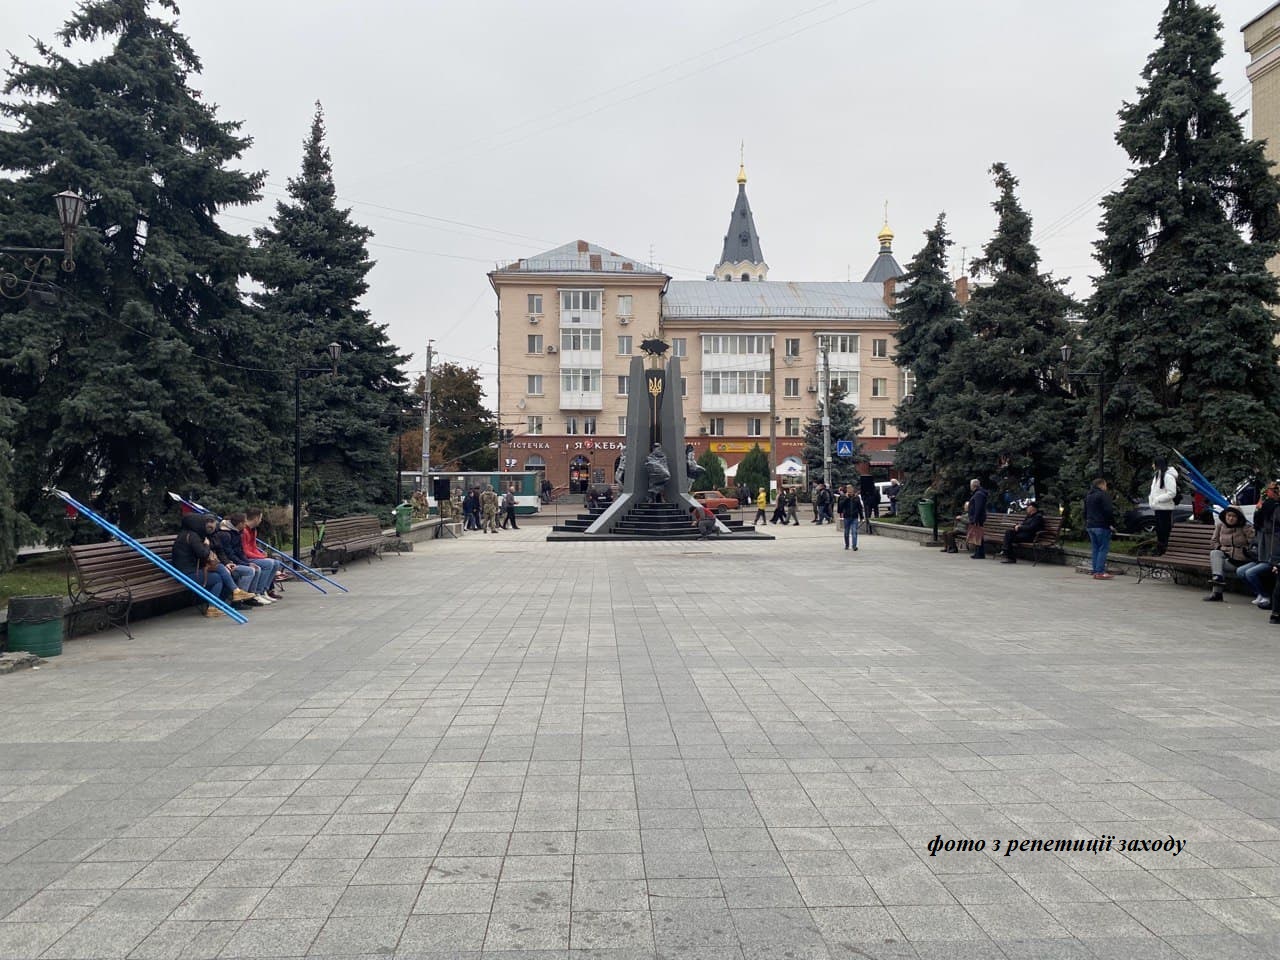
[1,190,89,299]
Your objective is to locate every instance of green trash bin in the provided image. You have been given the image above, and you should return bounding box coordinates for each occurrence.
[6,596,64,658]
[394,502,413,536]
[918,499,936,529]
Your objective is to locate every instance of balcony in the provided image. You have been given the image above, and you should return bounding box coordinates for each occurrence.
[701,393,769,413]
[560,391,603,410]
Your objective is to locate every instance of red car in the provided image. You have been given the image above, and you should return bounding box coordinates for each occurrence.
[692,490,739,511]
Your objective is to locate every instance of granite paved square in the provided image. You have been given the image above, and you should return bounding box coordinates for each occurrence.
[3,522,1280,957]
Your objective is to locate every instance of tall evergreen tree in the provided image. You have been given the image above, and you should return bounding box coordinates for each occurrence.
[736,444,771,499]
[801,383,865,487]
[691,449,725,492]
[890,214,965,520]
[253,104,410,518]
[924,164,1077,511]
[0,0,268,544]
[1085,0,1280,498]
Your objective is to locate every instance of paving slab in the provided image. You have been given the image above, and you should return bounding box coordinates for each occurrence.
[2,524,1280,956]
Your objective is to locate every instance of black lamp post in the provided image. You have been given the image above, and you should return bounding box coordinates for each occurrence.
[1061,344,1105,481]
[293,342,343,561]
[1,189,89,299]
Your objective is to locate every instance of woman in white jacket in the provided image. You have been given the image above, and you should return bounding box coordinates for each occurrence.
[1149,457,1180,555]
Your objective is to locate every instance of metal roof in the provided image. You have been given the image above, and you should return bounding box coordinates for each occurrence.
[663,280,892,320]
[717,183,766,268]
[862,250,905,283]
[495,240,664,275]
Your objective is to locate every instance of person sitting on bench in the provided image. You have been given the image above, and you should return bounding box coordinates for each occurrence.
[173,514,254,617]
[999,502,1045,564]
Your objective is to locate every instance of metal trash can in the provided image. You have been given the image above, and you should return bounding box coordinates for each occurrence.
[6,596,65,658]
[918,499,936,529]
[394,503,413,536]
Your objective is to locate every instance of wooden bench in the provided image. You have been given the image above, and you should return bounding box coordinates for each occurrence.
[977,513,1065,566]
[1134,522,1215,584]
[68,535,190,638]
[311,515,394,569]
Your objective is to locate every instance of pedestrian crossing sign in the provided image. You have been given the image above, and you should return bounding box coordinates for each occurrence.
[835,440,854,458]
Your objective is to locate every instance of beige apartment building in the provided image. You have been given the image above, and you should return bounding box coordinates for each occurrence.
[1245,3,1280,278]
[489,165,910,493]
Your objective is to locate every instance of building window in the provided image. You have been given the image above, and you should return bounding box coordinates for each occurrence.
[872,338,888,358]
[703,335,770,355]
[583,417,597,435]
[872,418,888,437]
[561,328,602,351]
[672,338,687,357]
[617,416,627,435]
[565,417,578,435]
[561,368,601,392]
[527,293,543,315]
[785,338,800,358]
[830,372,860,397]
[617,375,629,396]
[708,418,726,436]
[784,377,800,398]
[872,377,888,398]
[617,335,632,355]
[527,416,543,435]
[746,418,762,437]
[785,417,800,437]
[560,290,601,312]
[703,370,767,395]
[528,334,543,354]
[821,334,859,354]
[527,374,543,396]
[681,377,687,397]
[616,294,633,317]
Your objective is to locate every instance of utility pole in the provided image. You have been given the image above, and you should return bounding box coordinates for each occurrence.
[422,341,434,488]
[821,338,832,490]
[768,345,777,490]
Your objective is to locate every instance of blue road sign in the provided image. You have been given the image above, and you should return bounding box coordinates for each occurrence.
[835,440,854,458]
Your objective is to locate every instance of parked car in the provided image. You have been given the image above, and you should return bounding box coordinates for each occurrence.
[1121,501,1195,534]
[692,490,739,511]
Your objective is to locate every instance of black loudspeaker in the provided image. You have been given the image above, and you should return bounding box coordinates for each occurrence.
[433,478,451,502]
[859,476,876,498]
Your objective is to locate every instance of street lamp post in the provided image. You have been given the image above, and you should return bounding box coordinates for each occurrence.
[293,342,343,561]
[1,190,89,299]
[1061,344,1105,481]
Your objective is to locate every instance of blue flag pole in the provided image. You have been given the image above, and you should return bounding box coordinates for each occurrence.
[1171,449,1230,509]
[51,488,247,624]
[167,493,347,594]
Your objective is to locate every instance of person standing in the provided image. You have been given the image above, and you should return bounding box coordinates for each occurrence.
[863,483,880,534]
[967,479,988,559]
[501,483,520,530]
[1205,506,1253,601]
[837,485,863,551]
[886,480,900,516]
[1084,478,1116,580]
[1149,457,1180,555]
[480,485,499,533]
[786,489,799,525]
[754,487,768,526]
[769,491,788,524]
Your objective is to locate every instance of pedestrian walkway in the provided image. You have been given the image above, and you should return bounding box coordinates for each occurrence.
[2,531,1279,958]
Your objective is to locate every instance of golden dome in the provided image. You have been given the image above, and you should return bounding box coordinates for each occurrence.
[878,221,894,246]
[737,161,747,185]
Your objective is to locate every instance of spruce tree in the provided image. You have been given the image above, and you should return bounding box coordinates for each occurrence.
[0,0,268,540]
[801,384,865,487]
[253,104,410,518]
[925,164,1077,512]
[736,444,771,499]
[890,214,965,520]
[1085,0,1280,498]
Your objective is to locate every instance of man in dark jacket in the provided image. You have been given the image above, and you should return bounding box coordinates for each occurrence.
[837,485,863,551]
[1084,478,1116,579]
[998,502,1045,564]
[213,515,268,603]
[968,479,989,559]
[172,513,247,614]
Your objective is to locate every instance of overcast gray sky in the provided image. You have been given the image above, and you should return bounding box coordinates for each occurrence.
[1,1,1269,398]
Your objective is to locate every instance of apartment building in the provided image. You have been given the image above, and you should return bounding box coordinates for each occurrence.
[490,165,910,492]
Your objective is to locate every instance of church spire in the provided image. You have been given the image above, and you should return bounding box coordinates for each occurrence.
[863,201,905,283]
[716,149,767,281]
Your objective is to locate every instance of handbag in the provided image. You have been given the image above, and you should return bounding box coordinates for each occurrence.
[966,522,985,546]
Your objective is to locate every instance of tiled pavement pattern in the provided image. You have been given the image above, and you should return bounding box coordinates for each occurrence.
[3,522,1280,959]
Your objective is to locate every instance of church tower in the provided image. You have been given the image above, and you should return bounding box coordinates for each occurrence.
[714,156,767,281]
[862,206,905,283]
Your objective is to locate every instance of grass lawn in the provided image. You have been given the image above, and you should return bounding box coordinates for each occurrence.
[0,554,70,608]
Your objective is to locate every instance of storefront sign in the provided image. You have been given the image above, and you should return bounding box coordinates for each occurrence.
[509,441,551,449]
[712,441,770,454]
[564,440,624,451]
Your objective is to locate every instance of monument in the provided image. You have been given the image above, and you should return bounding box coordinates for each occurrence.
[548,337,772,540]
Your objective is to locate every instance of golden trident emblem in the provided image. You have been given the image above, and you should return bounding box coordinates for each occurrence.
[646,376,664,397]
